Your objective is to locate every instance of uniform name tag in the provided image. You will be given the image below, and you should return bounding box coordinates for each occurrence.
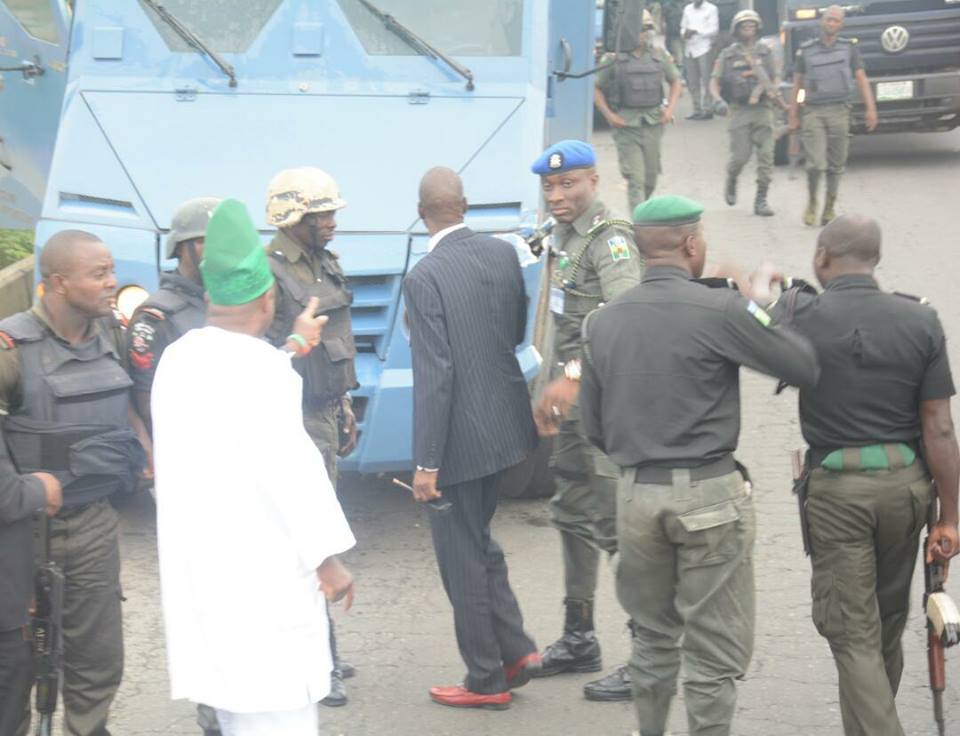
[550,286,565,314]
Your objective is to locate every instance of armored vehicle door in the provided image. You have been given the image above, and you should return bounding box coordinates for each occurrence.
[0,0,70,229]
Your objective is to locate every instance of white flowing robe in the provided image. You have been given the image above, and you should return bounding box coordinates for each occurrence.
[152,326,355,714]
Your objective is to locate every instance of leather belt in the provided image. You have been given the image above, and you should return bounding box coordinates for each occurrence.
[633,454,736,485]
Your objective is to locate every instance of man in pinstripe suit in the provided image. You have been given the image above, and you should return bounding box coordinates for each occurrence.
[403,167,541,710]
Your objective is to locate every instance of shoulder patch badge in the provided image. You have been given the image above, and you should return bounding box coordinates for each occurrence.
[747,300,772,327]
[608,236,631,262]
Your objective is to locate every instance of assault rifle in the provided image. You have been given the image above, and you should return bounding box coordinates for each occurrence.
[924,497,960,736]
[32,513,64,736]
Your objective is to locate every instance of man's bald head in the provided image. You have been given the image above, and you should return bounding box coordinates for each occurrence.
[40,230,106,282]
[824,4,845,19]
[418,167,467,231]
[818,214,881,264]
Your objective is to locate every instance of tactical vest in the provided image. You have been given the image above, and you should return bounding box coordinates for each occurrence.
[134,272,206,339]
[803,40,854,104]
[616,53,665,109]
[269,252,358,406]
[0,311,143,507]
[722,45,772,103]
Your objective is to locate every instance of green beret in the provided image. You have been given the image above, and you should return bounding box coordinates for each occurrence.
[201,199,275,306]
[633,195,704,227]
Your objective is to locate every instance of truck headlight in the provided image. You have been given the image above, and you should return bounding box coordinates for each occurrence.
[795,9,817,20]
[116,285,149,320]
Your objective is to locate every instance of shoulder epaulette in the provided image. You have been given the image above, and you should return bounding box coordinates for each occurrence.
[0,331,15,350]
[693,277,739,290]
[781,277,818,295]
[893,291,930,306]
[587,218,633,237]
[837,37,854,44]
[800,38,818,49]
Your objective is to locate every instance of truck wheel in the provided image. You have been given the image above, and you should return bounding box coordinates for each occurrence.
[774,136,789,166]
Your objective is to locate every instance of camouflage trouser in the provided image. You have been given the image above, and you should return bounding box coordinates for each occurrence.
[303,402,342,484]
[49,499,124,736]
[616,468,755,736]
[612,122,664,214]
[801,102,851,177]
[727,104,775,186]
[549,399,619,602]
[806,463,931,736]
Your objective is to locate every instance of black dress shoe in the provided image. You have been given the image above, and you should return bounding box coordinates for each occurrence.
[321,668,348,707]
[583,664,632,702]
[700,111,714,120]
[685,112,703,120]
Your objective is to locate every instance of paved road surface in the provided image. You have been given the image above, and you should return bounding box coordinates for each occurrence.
[104,101,960,735]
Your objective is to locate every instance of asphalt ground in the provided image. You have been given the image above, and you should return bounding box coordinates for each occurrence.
[98,99,960,735]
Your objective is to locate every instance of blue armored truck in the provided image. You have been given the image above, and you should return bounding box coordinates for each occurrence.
[0,0,609,477]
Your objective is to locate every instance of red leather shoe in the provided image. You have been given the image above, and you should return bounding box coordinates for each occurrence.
[429,685,511,710]
[504,652,542,690]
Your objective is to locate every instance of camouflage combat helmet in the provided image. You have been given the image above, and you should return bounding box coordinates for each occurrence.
[730,9,762,33]
[166,196,222,259]
[265,167,347,229]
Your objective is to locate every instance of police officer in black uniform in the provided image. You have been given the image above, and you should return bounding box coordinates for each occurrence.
[128,197,220,435]
[0,230,145,736]
[760,215,959,736]
[578,196,819,736]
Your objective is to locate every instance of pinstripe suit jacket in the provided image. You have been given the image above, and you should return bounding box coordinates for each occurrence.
[403,226,538,488]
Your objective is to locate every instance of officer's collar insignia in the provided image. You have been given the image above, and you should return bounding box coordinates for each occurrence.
[747,300,772,327]
[548,153,564,170]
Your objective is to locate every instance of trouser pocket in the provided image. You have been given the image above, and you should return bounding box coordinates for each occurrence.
[811,569,845,639]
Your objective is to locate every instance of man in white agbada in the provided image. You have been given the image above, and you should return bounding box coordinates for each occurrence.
[152,199,356,736]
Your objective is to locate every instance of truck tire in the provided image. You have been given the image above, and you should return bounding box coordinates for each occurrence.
[774,135,789,166]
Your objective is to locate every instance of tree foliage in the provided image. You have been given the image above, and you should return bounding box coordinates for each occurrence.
[0,229,34,270]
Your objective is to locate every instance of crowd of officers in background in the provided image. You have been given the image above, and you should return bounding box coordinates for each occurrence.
[0,4,953,736]
[600,3,878,226]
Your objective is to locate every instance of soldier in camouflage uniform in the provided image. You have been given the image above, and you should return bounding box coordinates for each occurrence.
[709,10,779,217]
[264,167,358,707]
[594,9,682,213]
[530,140,644,702]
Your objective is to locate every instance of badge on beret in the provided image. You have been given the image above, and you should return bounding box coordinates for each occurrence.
[548,153,564,170]
[747,300,771,327]
[608,236,631,262]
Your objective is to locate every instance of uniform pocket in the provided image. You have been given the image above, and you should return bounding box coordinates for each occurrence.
[811,569,844,639]
[677,500,741,565]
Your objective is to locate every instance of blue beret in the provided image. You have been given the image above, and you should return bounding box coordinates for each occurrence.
[633,195,704,226]
[531,139,597,176]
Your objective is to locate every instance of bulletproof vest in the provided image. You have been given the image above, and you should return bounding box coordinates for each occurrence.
[616,52,665,109]
[135,272,206,338]
[803,41,854,104]
[722,45,772,103]
[269,250,358,406]
[0,311,143,507]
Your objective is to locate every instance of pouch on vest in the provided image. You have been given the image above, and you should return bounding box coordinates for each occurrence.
[617,55,665,109]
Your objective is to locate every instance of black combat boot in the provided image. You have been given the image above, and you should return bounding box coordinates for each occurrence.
[724,175,737,206]
[754,183,774,217]
[533,598,602,677]
[583,619,635,701]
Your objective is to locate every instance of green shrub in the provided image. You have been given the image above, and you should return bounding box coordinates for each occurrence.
[0,229,34,270]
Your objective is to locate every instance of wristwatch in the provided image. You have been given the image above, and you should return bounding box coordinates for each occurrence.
[563,358,582,382]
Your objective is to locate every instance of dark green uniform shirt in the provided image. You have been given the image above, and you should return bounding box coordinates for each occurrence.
[580,266,820,468]
[770,274,955,451]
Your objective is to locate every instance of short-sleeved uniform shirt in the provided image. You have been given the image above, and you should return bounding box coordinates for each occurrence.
[770,274,955,449]
[794,38,864,78]
[597,48,680,126]
[551,198,643,364]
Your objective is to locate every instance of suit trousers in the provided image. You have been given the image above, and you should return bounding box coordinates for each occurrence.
[429,470,537,694]
[0,631,32,736]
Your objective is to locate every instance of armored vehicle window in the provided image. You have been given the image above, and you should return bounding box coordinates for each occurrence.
[139,0,283,53]
[5,0,59,43]
[338,0,524,57]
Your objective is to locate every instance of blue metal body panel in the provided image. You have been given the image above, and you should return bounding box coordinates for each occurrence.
[0,0,595,474]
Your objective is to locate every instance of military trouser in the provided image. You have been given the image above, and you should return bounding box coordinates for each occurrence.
[727,104,774,186]
[801,102,850,182]
[0,629,32,736]
[806,463,931,736]
[303,402,342,484]
[49,499,123,736]
[612,122,664,213]
[616,467,755,736]
[549,399,619,602]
